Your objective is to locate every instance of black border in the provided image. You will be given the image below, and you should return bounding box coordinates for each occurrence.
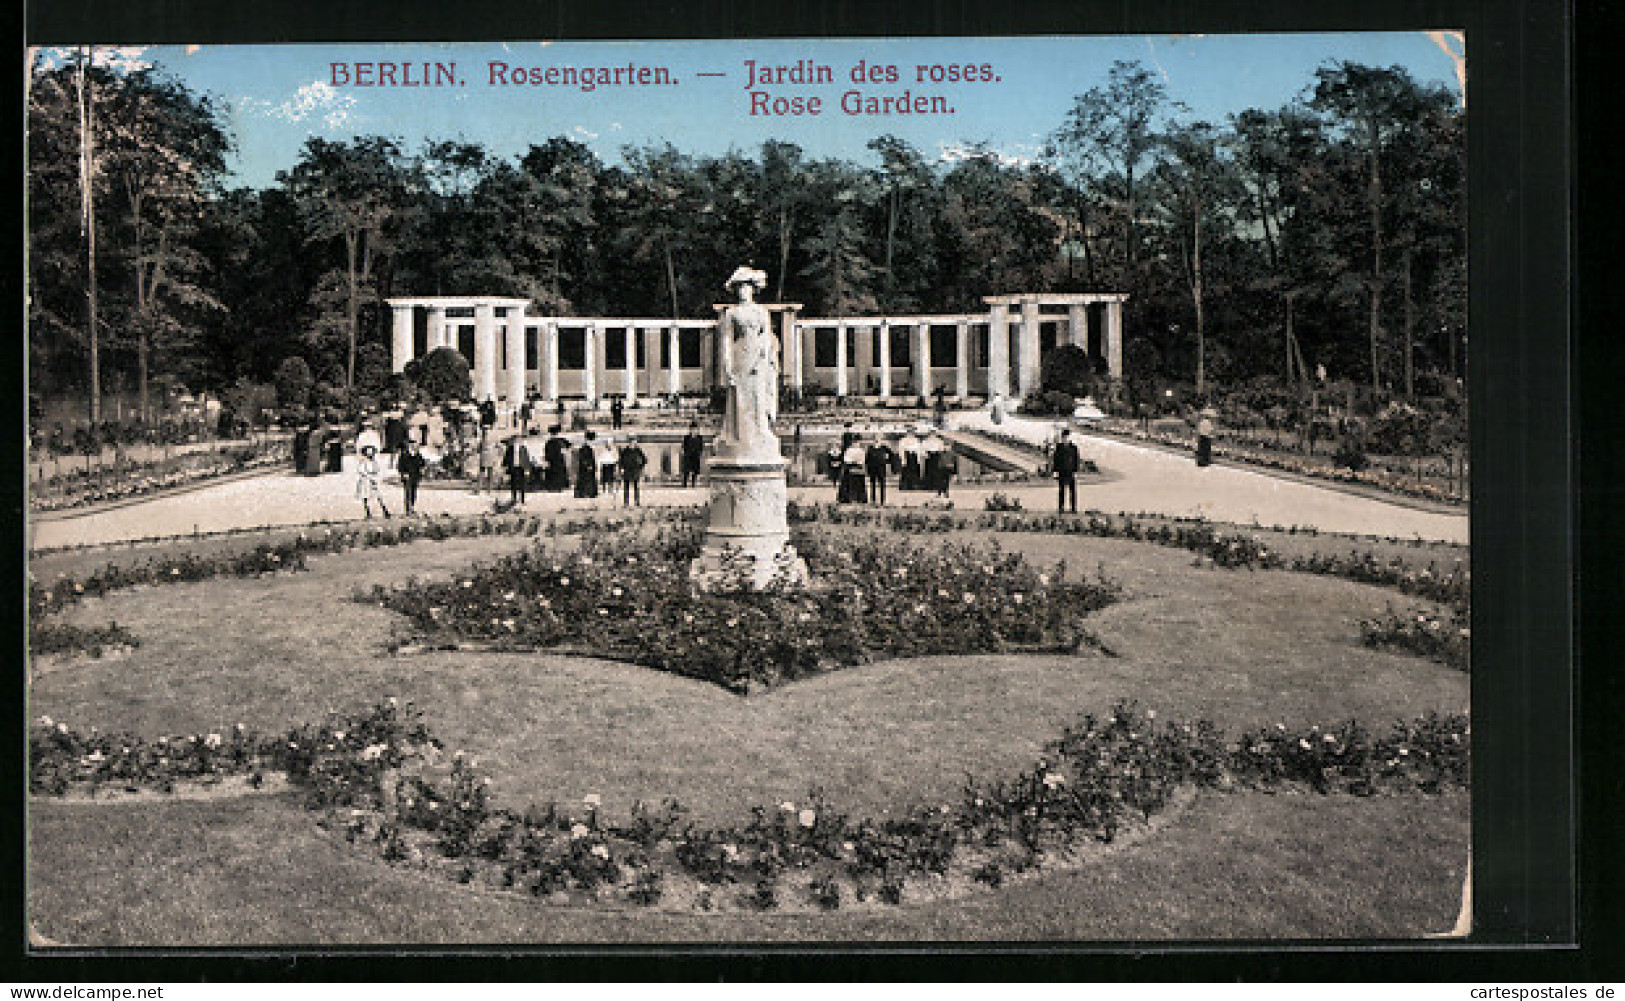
[14,0,1592,982]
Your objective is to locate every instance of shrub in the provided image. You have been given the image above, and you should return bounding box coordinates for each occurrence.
[416,347,473,403]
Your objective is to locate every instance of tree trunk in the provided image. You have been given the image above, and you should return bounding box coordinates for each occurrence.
[1402,247,1415,398]
[345,229,359,392]
[76,50,101,424]
[1367,117,1384,391]
[663,238,679,320]
[1193,209,1205,397]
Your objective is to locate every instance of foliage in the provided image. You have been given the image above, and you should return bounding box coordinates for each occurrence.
[29,700,1470,912]
[1359,606,1470,671]
[273,356,314,409]
[415,346,472,403]
[370,526,1119,692]
[1041,344,1100,398]
[1020,389,1076,417]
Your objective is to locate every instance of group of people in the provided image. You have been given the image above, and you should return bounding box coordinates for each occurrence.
[352,417,716,519]
[829,424,955,505]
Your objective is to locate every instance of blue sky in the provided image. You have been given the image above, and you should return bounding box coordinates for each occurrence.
[39,33,1464,189]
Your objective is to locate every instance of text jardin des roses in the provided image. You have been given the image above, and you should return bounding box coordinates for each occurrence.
[743,58,1000,117]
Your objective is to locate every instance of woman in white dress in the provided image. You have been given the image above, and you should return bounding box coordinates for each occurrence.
[355,444,391,519]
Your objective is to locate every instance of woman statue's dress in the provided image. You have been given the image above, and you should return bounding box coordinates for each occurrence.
[717,300,780,462]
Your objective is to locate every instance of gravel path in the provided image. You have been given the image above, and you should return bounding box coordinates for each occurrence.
[28,423,1468,552]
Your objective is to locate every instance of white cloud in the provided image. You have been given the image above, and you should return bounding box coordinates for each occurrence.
[572,125,600,139]
[241,80,359,129]
[31,45,152,74]
[936,141,1039,168]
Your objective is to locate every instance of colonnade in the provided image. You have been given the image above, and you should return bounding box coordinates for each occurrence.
[387,292,1127,405]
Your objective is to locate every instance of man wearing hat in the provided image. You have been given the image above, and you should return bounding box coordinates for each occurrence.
[618,435,648,507]
[1052,427,1082,513]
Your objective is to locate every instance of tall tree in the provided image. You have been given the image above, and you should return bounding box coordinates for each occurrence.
[281,136,411,392]
[1149,121,1240,396]
[1309,62,1444,391]
[99,68,233,418]
[1050,61,1174,291]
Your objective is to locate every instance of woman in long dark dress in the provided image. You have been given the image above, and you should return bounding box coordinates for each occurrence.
[543,425,571,492]
[574,432,599,498]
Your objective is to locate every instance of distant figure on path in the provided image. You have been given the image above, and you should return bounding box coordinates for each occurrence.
[1195,408,1216,468]
[865,436,895,506]
[838,436,868,504]
[619,435,648,506]
[575,431,600,499]
[610,397,624,430]
[397,440,426,515]
[597,435,620,493]
[1052,427,1081,513]
[923,434,953,497]
[478,431,502,493]
[356,444,391,519]
[898,431,923,490]
[543,425,572,492]
[680,421,706,487]
[503,435,528,505]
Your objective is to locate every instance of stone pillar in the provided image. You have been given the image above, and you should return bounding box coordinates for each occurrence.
[856,326,874,396]
[785,309,802,391]
[835,323,849,398]
[583,324,598,404]
[391,304,414,373]
[878,321,892,400]
[474,302,497,402]
[1068,303,1088,351]
[428,305,447,351]
[543,322,560,403]
[667,325,681,397]
[1018,298,1042,400]
[623,326,637,401]
[913,323,931,399]
[1106,299,1125,379]
[987,303,1010,400]
[505,310,526,405]
[643,325,661,399]
[955,319,970,400]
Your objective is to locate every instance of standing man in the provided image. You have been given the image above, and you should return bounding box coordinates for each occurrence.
[619,435,648,507]
[865,436,894,506]
[1052,427,1081,513]
[397,440,426,515]
[610,396,624,430]
[503,435,528,506]
[680,420,705,487]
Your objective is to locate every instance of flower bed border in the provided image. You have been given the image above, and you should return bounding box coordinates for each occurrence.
[29,699,1469,914]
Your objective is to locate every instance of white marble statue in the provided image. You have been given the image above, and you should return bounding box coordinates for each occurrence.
[716,266,779,462]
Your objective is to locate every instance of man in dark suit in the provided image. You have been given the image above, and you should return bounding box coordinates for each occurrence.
[680,421,706,487]
[864,437,895,507]
[619,435,648,506]
[1052,427,1082,514]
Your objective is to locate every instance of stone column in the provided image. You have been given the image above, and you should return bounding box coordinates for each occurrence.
[878,321,892,400]
[955,319,970,400]
[543,323,560,403]
[667,325,681,397]
[505,310,527,405]
[583,324,598,404]
[474,302,497,402]
[987,303,1011,400]
[1018,298,1042,400]
[427,304,447,351]
[391,304,414,373]
[835,323,849,398]
[623,326,637,401]
[643,325,661,399]
[786,308,802,391]
[1106,299,1125,379]
[913,323,931,399]
[1068,303,1088,351]
[856,326,874,396]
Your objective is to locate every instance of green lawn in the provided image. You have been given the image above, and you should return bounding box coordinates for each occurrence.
[28,520,1470,944]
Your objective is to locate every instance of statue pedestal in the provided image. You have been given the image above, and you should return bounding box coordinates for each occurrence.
[689,457,808,590]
